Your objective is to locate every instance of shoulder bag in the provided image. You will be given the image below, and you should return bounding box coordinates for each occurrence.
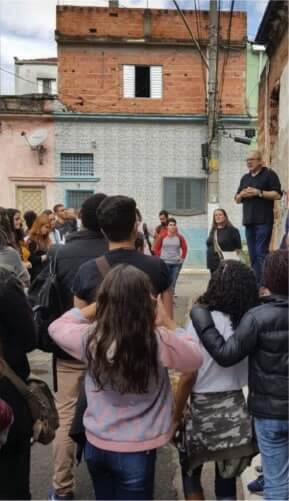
[213,230,240,262]
[0,357,59,445]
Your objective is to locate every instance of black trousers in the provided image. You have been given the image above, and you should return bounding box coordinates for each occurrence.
[0,380,32,499]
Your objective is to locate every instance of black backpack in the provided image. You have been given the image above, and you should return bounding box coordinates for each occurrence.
[29,250,63,353]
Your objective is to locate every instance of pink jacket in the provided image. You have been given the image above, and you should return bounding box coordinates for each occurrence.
[49,309,202,452]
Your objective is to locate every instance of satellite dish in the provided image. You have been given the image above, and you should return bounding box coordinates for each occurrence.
[26,128,48,148]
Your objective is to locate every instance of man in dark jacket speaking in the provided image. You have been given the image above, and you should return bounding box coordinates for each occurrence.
[235,150,282,286]
[190,250,288,501]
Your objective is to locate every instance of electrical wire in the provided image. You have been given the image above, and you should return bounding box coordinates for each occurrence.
[218,0,235,113]
[172,0,209,70]
[193,0,207,102]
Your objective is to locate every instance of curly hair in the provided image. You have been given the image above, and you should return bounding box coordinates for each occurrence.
[263,250,288,296]
[86,264,159,394]
[197,260,259,327]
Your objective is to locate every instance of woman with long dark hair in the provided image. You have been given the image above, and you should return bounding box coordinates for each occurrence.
[49,264,203,500]
[0,209,30,287]
[27,213,52,282]
[173,261,259,500]
[6,209,27,260]
[206,208,241,274]
[191,251,288,501]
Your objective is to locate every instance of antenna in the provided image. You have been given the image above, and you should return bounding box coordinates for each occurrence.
[26,128,48,148]
[21,128,48,164]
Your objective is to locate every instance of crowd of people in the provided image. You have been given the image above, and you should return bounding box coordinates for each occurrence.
[0,156,288,501]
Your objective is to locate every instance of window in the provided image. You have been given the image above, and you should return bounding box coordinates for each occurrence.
[123,65,162,99]
[66,190,94,209]
[163,177,207,215]
[60,153,94,177]
[37,78,57,94]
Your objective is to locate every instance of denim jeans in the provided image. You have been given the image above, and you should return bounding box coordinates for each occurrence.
[166,263,182,291]
[85,441,156,500]
[245,224,273,286]
[254,418,289,500]
[181,462,236,500]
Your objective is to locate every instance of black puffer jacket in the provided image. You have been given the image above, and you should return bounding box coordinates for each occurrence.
[190,296,288,420]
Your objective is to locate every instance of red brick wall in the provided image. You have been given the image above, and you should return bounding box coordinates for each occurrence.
[258,30,288,161]
[57,6,247,115]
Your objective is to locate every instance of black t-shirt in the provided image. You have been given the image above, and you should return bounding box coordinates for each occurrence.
[206,226,242,272]
[72,248,171,304]
[237,167,282,225]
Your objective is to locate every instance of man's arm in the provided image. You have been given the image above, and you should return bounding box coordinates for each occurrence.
[190,306,258,366]
[244,187,282,201]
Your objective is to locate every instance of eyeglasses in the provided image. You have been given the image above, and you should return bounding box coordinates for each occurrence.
[246,157,259,162]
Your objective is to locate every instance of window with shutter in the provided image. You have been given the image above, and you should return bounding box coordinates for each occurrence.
[150,66,162,99]
[123,65,162,99]
[163,177,207,215]
[123,65,135,98]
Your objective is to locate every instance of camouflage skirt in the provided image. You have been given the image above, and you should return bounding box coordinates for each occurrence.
[180,389,258,474]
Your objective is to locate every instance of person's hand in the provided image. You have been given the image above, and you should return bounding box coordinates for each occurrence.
[41,254,48,262]
[80,302,96,321]
[155,295,176,330]
[243,187,260,198]
[23,261,32,270]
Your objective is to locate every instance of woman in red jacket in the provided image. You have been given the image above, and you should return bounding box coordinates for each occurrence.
[154,218,187,292]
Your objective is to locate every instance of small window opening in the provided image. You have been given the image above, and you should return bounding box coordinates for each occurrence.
[135,66,150,98]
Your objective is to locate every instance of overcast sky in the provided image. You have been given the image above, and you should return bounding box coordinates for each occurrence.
[0,0,269,94]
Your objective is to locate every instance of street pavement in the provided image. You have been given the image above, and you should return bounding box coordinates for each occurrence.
[28,271,244,500]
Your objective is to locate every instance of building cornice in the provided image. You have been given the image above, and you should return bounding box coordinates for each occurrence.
[53,112,254,125]
[56,34,246,50]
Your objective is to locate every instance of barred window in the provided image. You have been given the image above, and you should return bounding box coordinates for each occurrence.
[60,153,94,177]
[163,177,207,215]
[66,190,94,209]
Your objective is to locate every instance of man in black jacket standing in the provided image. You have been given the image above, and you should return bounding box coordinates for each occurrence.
[190,250,288,501]
[235,150,282,286]
[48,193,108,501]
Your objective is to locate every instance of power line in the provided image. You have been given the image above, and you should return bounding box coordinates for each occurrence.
[218,0,235,113]
[172,0,209,70]
[193,0,207,101]
[0,65,38,89]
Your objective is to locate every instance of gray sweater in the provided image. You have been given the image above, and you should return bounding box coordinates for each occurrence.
[0,246,30,287]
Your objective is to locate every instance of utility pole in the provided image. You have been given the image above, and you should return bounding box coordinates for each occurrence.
[208,0,219,210]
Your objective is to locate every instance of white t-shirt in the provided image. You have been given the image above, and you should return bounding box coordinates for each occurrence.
[186,311,248,393]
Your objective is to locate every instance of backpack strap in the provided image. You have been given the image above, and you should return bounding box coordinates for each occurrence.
[95,255,111,279]
[143,223,154,255]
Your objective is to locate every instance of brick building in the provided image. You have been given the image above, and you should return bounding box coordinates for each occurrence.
[256,0,288,246]
[54,4,252,267]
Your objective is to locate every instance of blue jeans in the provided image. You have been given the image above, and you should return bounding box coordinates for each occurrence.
[85,441,156,500]
[254,418,289,500]
[166,263,182,291]
[245,224,273,286]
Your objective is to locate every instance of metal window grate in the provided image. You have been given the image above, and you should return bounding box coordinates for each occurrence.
[66,190,94,209]
[60,153,94,177]
[164,177,207,215]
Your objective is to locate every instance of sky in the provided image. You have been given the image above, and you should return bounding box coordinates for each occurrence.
[0,0,269,94]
